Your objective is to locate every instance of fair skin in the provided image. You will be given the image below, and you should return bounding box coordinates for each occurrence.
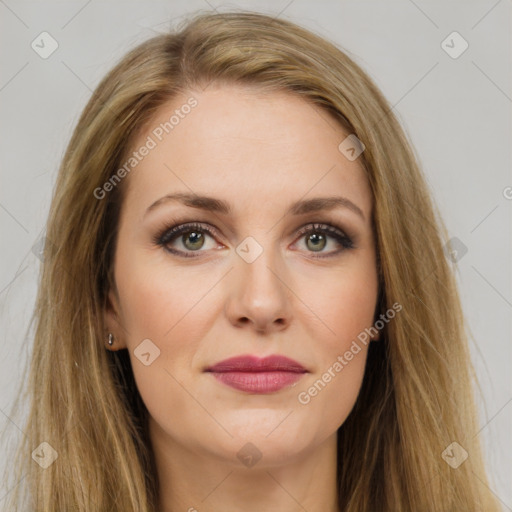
[105,83,380,512]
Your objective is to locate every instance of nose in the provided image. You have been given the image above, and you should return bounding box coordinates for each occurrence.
[224,245,293,334]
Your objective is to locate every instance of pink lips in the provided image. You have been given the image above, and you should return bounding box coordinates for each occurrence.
[205,355,307,393]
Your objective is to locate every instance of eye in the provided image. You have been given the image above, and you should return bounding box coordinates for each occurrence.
[292,223,355,258]
[153,221,355,258]
[153,222,220,258]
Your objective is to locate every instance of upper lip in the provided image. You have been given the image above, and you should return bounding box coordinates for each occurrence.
[205,355,307,373]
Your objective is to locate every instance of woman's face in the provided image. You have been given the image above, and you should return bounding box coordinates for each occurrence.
[106,83,379,467]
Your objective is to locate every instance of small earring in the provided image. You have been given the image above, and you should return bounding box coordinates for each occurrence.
[107,333,114,347]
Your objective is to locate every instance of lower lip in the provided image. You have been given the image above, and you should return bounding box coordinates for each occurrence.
[209,371,305,393]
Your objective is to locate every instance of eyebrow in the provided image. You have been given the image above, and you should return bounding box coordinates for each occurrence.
[144,192,365,220]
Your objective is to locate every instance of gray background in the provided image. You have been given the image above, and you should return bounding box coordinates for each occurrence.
[1,0,510,509]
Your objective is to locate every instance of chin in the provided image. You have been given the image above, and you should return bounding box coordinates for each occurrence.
[195,420,321,468]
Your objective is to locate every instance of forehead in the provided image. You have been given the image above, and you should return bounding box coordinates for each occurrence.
[121,84,372,220]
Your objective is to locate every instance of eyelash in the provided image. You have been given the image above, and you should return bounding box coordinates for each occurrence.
[153,221,355,259]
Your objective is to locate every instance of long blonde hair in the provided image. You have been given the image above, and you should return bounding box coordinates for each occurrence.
[3,10,500,511]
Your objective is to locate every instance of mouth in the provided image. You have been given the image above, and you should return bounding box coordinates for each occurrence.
[204,355,308,393]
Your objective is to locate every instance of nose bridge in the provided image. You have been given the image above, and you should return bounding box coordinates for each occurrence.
[237,233,285,297]
[227,233,292,330]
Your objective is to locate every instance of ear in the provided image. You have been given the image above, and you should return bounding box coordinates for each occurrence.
[104,287,127,350]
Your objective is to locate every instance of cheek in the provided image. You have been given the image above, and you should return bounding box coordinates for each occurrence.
[114,255,218,434]
[114,249,219,343]
[295,260,379,351]
[113,252,225,411]
[293,274,375,429]
[295,343,368,441]
[292,261,377,422]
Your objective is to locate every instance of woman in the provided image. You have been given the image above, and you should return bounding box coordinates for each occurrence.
[5,10,500,512]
